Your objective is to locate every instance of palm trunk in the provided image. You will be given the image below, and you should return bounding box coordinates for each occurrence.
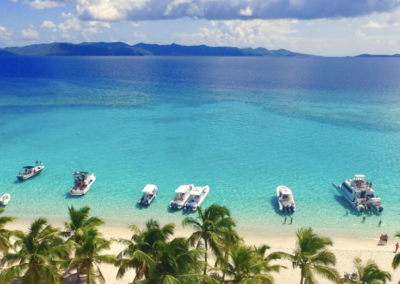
[203,241,208,275]
[300,269,304,284]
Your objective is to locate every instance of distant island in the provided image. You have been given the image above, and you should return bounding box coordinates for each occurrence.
[0,42,312,57]
[0,42,399,57]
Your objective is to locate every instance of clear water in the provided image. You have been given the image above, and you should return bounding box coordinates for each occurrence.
[1,56,400,238]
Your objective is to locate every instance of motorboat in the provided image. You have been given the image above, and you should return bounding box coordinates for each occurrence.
[0,194,11,206]
[184,185,210,211]
[69,172,96,196]
[333,174,383,213]
[17,162,44,181]
[138,184,158,206]
[276,185,296,212]
[170,184,194,209]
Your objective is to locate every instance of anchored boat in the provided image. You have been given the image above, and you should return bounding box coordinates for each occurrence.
[69,172,96,196]
[276,185,296,212]
[184,185,209,211]
[17,162,44,181]
[333,174,383,213]
[138,184,158,206]
[0,193,11,206]
[170,184,194,209]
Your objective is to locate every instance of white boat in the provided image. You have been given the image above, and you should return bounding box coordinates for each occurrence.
[0,194,11,206]
[69,172,96,196]
[333,174,383,213]
[17,162,44,181]
[138,184,158,206]
[276,185,296,212]
[170,184,194,209]
[184,185,210,211]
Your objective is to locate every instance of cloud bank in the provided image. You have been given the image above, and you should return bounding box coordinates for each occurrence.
[25,0,400,21]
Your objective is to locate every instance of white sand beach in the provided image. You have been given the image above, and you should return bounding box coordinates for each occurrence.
[5,220,400,283]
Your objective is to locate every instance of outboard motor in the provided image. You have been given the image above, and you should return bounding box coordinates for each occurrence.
[286,205,290,211]
[290,205,295,212]
[379,206,384,212]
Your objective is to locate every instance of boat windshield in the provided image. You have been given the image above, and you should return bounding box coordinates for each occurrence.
[282,194,289,200]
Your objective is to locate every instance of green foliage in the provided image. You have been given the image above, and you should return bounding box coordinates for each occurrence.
[342,257,391,284]
[0,208,16,255]
[290,227,340,284]
[0,218,71,284]
[182,204,236,275]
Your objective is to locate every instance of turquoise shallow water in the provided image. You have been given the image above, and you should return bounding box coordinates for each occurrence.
[0,56,400,238]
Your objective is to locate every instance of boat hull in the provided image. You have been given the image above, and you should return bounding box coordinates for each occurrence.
[332,183,364,212]
[70,174,96,196]
[17,166,44,181]
[0,194,11,206]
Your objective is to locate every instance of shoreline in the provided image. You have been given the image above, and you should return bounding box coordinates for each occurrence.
[5,218,400,283]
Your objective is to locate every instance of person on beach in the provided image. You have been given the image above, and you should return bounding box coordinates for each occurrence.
[290,217,293,224]
[396,243,399,253]
[385,234,388,244]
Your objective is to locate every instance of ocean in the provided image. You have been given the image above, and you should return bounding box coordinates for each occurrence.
[0,56,400,238]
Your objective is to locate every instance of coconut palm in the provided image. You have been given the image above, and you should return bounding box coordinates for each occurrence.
[182,204,236,275]
[342,257,391,284]
[221,243,285,284]
[68,228,116,284]
[290,227,340,284]
[116,219,175,281]
[0,208,16,255]
[131,236,217,284]
[0,218,71,284]
[62,205,104,244]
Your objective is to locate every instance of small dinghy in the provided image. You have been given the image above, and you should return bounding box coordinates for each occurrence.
[0,194,11,206]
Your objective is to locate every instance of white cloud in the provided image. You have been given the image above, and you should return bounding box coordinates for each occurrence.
[21,26,39,39]
[355,30,366,37]
[29,0,65,9]
[9,0,18,2]
[240,7,252,16]
[41,20,56,29]
[362,21,385,28]
[58,16,81,32]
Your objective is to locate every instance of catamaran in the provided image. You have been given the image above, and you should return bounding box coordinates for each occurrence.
[333,174,383,213]
[276,185,296,212]
[69,172,96,196]
[138,184,158,206]
[184,185,210,211]
[170,184,194,209]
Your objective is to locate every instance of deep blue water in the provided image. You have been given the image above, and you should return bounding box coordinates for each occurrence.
[1,56,400,238]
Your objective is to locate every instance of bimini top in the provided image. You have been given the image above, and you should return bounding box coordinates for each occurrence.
[175,184,193,194]
[23,166,35,169]
[354,175,366,181]
[190,186,207,196]
[73,171,88,176]
[142,184,157,194]
[277,185,292,195]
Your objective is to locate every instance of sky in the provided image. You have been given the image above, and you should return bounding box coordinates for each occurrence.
[1,0,400,56]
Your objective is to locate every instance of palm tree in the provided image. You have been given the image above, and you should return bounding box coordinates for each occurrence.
[290,227,340,284]
[342,257,391,283]
[220,243,285,283]
[0,218,71,284]
[182,204,236,275]
[62,205,104,244]
[0,208,16,255]
[131,236,217,284]
[116,219,175,281]
[68,228,116,284]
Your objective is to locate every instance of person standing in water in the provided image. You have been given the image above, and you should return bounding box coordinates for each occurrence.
[284,217,287,224]
[379,220,382,226]
[290,217,293,224]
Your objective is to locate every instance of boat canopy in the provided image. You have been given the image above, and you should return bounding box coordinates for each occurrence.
[190,187,205,196]
[175,184,193,194]
[278,186,292,195]
[354,175,366,181]
[73,171,89,175]
[142,184,157,194]
[23,166,34,169]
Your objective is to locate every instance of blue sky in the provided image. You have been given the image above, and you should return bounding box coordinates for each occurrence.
[1,0,400,56]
